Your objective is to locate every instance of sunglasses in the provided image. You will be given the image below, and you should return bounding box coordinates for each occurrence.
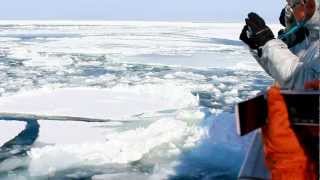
[288,0,307,9]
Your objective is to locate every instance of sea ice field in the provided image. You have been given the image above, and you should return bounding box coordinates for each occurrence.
[0,21,279,179]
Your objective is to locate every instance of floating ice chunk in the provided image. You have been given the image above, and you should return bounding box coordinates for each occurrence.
[0,121,26,147]
[84,74,117,84]
[211,75,241,84]
[0,156,29,173]
[0,83,198,120]
[224,89,239,97]
[217,83,227,90]
[164,74,175,79]
[76,60,103,66]
[92,172,149,180]
[224,96,242,104]
[175,109,205,122]
[27,117,203,176]
[171,72,206,81]
[209,108,223,115]
[23,55,73,67]
[35,120,115,145]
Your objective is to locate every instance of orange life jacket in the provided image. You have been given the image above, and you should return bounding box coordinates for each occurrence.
[262,80,319,180]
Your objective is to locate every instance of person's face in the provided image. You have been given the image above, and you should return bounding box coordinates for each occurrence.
[287,0,316,22]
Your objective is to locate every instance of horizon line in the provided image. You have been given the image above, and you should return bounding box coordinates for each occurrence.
[0,19,279,25]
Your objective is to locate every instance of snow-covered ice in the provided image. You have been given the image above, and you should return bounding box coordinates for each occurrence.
[0,21,273,179]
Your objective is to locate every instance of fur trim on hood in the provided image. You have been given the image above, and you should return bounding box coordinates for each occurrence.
[305,0,319,30]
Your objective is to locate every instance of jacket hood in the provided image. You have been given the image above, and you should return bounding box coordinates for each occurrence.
[304,0,320,31]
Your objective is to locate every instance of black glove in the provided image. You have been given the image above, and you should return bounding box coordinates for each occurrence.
[240,12,274,49]
[240,25,258,49]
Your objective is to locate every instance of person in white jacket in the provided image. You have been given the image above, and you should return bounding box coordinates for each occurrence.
[239,0,319,179]
[240,0,319,90]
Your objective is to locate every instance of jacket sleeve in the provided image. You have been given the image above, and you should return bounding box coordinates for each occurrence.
[251,39,302,84]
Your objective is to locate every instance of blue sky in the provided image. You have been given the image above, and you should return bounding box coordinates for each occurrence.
[0,0,285,22]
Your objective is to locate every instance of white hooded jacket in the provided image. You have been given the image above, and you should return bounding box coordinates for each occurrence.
[252,1,320,90]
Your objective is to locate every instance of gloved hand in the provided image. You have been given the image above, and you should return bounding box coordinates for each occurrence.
[240,12,275,49]
[240,25,258,49]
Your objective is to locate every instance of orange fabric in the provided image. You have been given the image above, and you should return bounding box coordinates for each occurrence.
[262,86,317,180]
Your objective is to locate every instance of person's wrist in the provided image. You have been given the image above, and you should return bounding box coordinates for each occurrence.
[261,36,275,47]
[258,29,275,47]
[257,36,274,57]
